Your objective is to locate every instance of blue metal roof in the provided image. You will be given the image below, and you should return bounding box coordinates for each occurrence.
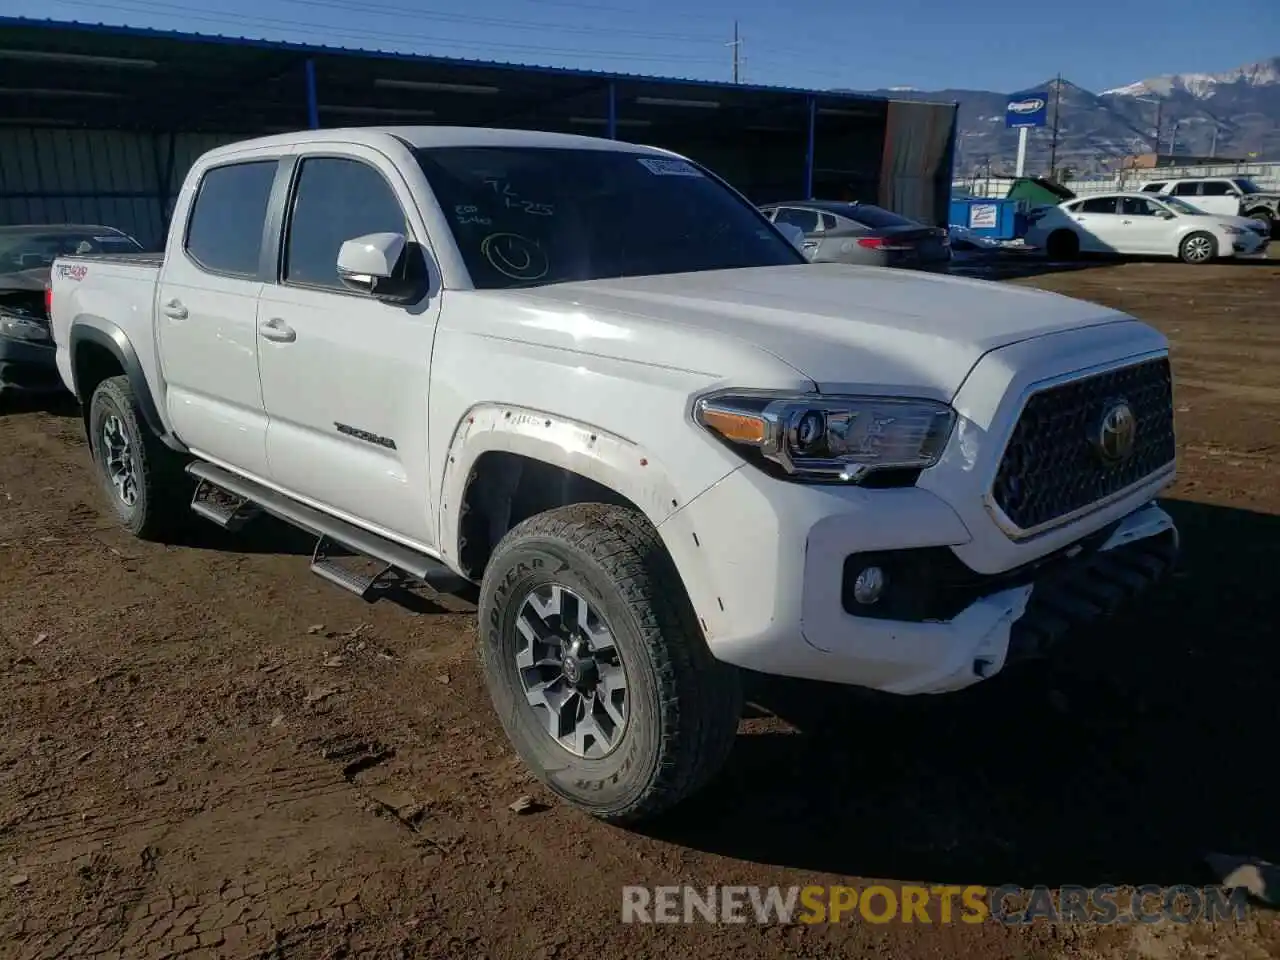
[0,15,884,103]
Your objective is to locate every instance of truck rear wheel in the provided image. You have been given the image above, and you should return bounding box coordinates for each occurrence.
[87,375,190,540]
[477,502,742,824]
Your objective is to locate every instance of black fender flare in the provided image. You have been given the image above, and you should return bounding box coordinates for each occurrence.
[69,320,186,452]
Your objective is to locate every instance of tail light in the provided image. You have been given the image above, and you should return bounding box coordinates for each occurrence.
[44,284,52,319]
[856,236,912,251]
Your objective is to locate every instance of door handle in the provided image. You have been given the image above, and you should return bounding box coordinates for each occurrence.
[1122,219,1134,224]
[259,318,296,343]
[161,299,187,320]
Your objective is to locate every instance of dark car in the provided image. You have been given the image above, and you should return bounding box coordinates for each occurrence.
[0,224,144,400]
[759,200,952,271]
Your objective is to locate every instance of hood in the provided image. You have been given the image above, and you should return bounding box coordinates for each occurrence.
[507,263,1134,400]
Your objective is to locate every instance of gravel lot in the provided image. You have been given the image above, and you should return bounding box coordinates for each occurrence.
[2,255,1278,959]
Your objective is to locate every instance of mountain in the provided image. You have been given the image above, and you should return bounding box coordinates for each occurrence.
[851,56,1280,178]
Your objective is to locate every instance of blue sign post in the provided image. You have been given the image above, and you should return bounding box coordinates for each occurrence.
[1005,91,1048,176]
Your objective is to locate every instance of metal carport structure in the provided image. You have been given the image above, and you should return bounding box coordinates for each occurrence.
[0,17,957,247]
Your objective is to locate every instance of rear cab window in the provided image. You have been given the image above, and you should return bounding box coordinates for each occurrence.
[183,160,278,277]
[1141,182,1167,193]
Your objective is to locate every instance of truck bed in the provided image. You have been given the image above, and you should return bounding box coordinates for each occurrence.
[49,250,167,405]
[60,251,165,269]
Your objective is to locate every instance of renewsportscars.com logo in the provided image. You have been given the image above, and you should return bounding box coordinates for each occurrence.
[621,884,1251,926]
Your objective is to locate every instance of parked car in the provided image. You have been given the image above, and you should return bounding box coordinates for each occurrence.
[1140,177,1280,235]
[50,127,1178,824]
[1024,192,1270,263]
[759,200,952,270]
[0,224,144,400]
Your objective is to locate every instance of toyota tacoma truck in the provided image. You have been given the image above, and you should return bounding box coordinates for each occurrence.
[49,126,1180,824]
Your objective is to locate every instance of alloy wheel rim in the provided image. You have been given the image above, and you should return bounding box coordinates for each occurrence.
[513,583,629,759]
[1186,237,1212,262]
[102,414,139,507]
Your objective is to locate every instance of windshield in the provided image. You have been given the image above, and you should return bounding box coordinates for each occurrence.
[841,203,919,230]
[0,230,141,276]
[1159,196,1205,216]
[413,146,803,289]
[1232,178,1262,195]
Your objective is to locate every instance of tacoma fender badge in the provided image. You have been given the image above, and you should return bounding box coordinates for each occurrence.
[334,422,397,450]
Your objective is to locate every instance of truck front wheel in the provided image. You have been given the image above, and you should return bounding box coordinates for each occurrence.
[477,503,742,824]
[87,375,189,540]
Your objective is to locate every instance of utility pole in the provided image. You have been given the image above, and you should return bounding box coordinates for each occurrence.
[1153,99,1162,156]
[1048,73,1062,177]
[728,21,742,84]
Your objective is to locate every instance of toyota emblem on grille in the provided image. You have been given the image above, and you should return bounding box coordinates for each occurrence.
[1094,400,1137,463]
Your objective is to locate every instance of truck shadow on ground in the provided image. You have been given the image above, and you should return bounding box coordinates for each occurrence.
[0,392,82,418]
[641,498,1280,890]
[170,514,478,613]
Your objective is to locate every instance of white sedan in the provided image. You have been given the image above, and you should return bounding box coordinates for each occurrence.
[1024,192,1271,264]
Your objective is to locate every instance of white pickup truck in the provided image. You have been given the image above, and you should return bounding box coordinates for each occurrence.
[49,126,1180,823]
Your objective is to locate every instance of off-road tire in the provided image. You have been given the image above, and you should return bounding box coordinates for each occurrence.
[87,375,190,540]
[1179,231,1218,265]
[477,502,742,824]
[1046,229,1079,259]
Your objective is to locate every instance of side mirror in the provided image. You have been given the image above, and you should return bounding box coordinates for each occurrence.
[775,221,807,253]
[336,232,425,303]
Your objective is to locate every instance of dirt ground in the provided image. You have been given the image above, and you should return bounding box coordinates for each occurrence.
[2,255,1278,960]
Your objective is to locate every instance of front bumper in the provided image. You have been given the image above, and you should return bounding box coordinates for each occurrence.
[1230,232,1268,257]
[662,465,1177,695]
[0,335,60,393]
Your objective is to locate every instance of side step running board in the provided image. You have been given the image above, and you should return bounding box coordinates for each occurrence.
[191,477,262,531]
[186,461,465,600]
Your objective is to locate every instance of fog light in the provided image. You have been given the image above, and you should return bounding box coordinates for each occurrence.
[851,565,886,605]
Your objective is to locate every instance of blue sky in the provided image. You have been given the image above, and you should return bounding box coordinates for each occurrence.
[8,0,1279,93]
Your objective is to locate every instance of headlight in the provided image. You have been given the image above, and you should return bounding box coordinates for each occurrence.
[694,391,956,482]
[0,315,50,342]
[1221,225,1246,236]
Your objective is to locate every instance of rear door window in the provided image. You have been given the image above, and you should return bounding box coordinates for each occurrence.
[772,207,821,233]
[1079,196,1119,214]
[184,160,278,277]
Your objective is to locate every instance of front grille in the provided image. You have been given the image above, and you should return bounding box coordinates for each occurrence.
[991,357,1175,533]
